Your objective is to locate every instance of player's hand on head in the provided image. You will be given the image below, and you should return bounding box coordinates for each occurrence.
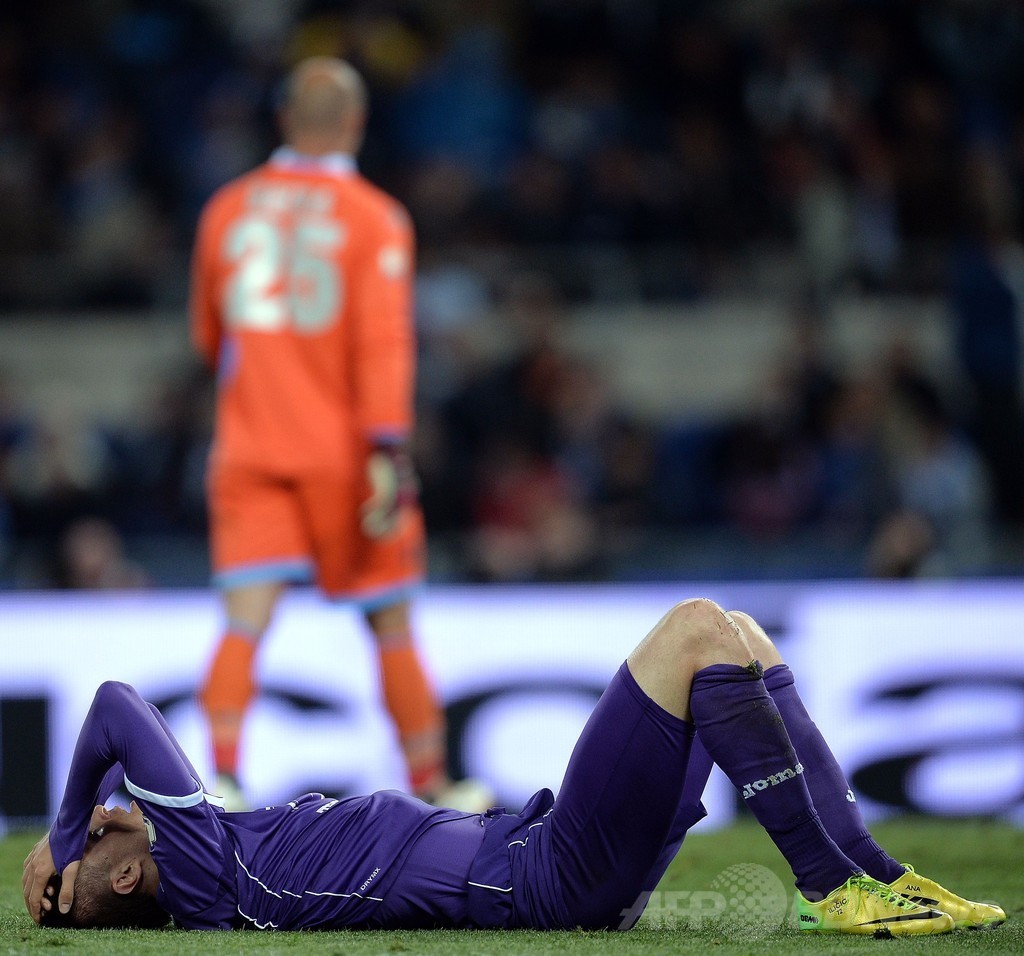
[37,865,79,928]
[56,861,79,918]
[22,835,81,926]
[361,443,416,538]
[22,834,57,924]
[39,874,61,921]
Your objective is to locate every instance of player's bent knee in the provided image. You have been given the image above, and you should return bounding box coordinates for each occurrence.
[639,598,755,672]
[672,596,726,619]
[726,609,784,667]
[659,597,740,654]
[665,597,726,634]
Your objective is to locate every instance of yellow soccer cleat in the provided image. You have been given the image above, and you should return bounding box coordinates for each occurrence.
[891,865,1006,930]
[796,874,954,937]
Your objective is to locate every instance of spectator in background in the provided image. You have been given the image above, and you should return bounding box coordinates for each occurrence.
[440,267,658,581]
[56,516,150,590]
[4,398,114,545]
[105,365,213,536]
[0,369,29,578]
[816,374,897,547]
[715,363,825,542]
[63,105,169,308]
[468,433,599,583]
[443,271,570,498]
[492,149,576,244]
[870,351,991,577]
[390,21,528,186]
[949,149,1024,528]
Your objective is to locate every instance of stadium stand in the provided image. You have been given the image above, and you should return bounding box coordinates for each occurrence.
[1,0,1023,585]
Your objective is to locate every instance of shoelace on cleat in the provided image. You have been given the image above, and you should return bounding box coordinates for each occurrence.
[851,875,919,912]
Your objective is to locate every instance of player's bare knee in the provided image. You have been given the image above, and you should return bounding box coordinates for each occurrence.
[726,610,784,668]
[633,598,754,678]
[665,597,725,631]
[658,598,748,659]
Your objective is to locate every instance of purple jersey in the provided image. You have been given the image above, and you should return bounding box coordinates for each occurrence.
[49,683,478,929]
[221,791,474,929]
[51,669,709,932]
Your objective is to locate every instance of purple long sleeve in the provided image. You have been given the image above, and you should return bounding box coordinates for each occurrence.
[49,682,204,873]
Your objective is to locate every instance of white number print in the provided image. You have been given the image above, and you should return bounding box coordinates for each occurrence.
[223,215,344,333]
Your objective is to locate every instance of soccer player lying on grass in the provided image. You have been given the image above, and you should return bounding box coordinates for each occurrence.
[23,599,1005,936]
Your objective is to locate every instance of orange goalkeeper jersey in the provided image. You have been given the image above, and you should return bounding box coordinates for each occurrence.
[190,149,415,475]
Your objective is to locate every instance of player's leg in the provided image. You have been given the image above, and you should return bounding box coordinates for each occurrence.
[200,465,311,806]
[551,598,952,935]
[199,581,284,796]
[728,610,1005,930]
[299,473,482,807]
[549,598,767,928]
[364,598,448,799]
[614,734,716,930]
[727,610,904,880]
[364,596,493,811]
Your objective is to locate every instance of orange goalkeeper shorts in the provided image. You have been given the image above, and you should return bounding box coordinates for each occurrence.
[208,461,425,605]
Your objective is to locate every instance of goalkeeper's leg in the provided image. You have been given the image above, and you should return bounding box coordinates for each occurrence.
[367,599,448,799]
[367,599,494,813]
[198,581,284,810]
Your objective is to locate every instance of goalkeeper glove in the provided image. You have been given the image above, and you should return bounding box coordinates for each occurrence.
[361,442,417,538]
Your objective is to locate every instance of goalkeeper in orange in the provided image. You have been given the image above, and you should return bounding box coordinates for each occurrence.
[189,56,486,812]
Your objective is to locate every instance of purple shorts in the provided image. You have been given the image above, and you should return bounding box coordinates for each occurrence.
[466,662,712,929]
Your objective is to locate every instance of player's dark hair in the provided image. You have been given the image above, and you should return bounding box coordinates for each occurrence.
[40,866,170,930]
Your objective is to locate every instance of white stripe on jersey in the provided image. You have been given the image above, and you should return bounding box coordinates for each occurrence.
[124,774,205,808]
[508,817,547,849]
[235,851,384,903]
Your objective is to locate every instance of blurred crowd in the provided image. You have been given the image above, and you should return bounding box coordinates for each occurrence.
[417,277,1007,583]
[2,0,1024,585]
[2,278,1022,587]
[5,0,1024,305]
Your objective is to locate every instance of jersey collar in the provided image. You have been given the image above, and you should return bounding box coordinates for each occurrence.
[269,147,358,176]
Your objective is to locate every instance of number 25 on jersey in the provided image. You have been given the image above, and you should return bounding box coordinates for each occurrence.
[224,215,345,334]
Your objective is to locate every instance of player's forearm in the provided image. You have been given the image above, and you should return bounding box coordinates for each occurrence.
[50,682,201,872]
[49,683,135,871]
[352,332,414,434]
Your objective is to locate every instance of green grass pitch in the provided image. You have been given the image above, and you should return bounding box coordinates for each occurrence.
[1,817,1021,954]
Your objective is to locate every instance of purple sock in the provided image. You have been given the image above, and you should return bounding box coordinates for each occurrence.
[690,662,860,899]
[763,663,905,884]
